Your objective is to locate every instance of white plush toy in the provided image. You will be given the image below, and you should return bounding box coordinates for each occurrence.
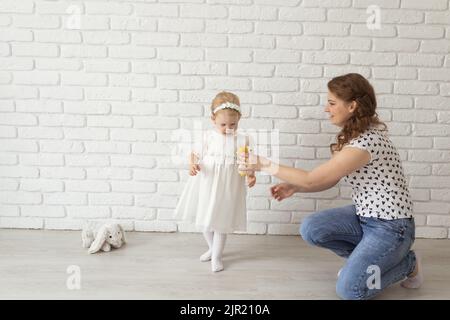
[82,222,126,254]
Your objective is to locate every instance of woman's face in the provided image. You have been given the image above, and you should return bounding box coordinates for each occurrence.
[325,91,357,127]
[211,110,241,135]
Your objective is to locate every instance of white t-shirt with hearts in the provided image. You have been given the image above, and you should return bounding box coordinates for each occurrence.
[343,127,413,220]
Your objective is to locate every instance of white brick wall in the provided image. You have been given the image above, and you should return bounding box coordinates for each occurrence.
[1,0,449,239]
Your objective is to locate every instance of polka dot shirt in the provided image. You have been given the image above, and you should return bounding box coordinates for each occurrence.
[343,128,413,220]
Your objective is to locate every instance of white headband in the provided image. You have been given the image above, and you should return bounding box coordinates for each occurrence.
[213,102,241,114]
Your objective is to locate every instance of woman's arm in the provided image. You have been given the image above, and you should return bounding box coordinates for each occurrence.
[256,147,371,193]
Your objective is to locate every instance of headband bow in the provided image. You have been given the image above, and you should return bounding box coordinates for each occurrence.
[213,102,241,114]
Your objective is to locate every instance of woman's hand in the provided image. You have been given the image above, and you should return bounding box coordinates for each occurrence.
[237,152,272,172]
[270,183,298,201]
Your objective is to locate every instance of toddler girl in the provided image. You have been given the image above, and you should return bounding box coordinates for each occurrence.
[175,91,256,272]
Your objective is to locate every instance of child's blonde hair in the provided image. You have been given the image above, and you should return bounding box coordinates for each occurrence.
[211,91,241,116]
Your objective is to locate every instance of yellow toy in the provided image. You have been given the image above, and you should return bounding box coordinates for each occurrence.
[237,146,249,176]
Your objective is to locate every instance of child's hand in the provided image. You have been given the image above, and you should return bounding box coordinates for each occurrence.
[247,174,256,188]
[189,164,200,176]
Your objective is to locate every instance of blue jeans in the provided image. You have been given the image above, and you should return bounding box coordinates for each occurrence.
[300,204,416,300]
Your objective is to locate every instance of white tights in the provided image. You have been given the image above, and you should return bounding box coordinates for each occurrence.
[200,231,227,272]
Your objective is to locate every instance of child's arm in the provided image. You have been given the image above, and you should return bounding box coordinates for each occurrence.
[190,152,199,165]
[189,152,200,176]
[247,173,256,188]
[189,131,207,176]
[243,135,256,187]
[245,136,257,176]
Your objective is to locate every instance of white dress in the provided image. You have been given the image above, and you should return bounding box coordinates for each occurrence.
[175,130,247,234]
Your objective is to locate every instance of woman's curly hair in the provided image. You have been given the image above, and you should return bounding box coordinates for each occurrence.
[328,73,387,153]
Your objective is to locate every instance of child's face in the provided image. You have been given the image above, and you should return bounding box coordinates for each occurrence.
[211,110,241,135]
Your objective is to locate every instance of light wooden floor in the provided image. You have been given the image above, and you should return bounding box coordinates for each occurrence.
[1,229,449,300]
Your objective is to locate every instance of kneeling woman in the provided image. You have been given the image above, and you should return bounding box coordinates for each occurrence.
[240,73,423,299]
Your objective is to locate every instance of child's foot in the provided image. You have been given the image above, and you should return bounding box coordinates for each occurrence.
[401,251,423,289]
[211,259,224,272]
[200,250,212,262]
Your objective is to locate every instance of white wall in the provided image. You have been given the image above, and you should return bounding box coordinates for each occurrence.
[0,0,449,238]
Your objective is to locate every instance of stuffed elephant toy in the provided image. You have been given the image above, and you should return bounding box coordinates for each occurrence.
[82,222,126,254]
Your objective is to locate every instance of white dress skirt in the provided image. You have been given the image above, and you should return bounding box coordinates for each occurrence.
[175,130,247,234]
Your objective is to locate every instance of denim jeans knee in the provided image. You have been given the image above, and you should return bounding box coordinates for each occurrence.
[299,215,315,245]
[336,271,370,300]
